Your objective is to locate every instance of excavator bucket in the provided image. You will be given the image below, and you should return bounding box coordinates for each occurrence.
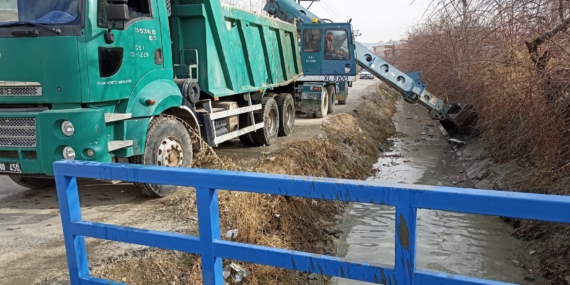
[440,103,478,138]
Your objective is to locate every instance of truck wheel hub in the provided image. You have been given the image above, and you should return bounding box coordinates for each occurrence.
[285,104,294,126]
[266,109,278,136]
[157,137,184,167]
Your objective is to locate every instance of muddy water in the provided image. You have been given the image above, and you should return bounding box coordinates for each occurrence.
[334,99,541,284]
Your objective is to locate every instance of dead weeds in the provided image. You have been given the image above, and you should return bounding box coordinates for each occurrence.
[90,84,399,285]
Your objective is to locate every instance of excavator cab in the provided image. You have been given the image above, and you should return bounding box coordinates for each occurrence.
[299,22,357,80]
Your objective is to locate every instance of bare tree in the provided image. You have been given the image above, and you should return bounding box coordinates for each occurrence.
[392,0,570,183]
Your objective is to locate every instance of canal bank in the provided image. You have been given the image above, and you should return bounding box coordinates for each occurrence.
[333,98,544,284]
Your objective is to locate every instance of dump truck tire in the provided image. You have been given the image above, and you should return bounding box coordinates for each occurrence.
[315,88,329,118]
[326,85,336,114]
[252,96,279,146]
[129,115,193,198]
[9,176,55,190]
[276,93,295,136]
[238,112,256,146]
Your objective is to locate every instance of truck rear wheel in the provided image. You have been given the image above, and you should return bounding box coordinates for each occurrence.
[252,96,279,146]
[276,93,295,136]
[9,176,55,190]
[129,115,193,198]
[315,88,329,118]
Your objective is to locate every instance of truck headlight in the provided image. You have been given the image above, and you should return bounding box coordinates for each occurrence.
[62,146,76,160]
[61,121,75,137]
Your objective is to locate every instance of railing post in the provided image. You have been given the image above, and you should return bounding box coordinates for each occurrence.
[196,187,224,285]
[394,205,417,285]
[55,175,89,285]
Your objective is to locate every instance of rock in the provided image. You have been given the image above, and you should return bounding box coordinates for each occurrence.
[226,229,239,239]
[524,277,536,282]
[308,273,317,280]
[530,250,536,255]
[467,158,491,181]
[324,227,342,235]
[448,138,465,147]
[384,152,402,157]
[565,276,570,284]
[475,179,492,190]
[420,132,426,135]
[377,143,390,152]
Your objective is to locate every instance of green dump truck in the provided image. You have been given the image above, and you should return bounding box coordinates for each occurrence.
[0,0,302,197]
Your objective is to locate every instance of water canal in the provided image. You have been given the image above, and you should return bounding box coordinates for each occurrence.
[334,98,542,285]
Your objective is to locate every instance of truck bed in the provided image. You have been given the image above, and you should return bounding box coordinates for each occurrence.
[170,0,303,97]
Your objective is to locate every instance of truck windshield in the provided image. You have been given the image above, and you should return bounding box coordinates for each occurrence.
[0,0,80,26]
[324,29,350,60]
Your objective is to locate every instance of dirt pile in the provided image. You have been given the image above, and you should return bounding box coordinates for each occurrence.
[90,84,399,285]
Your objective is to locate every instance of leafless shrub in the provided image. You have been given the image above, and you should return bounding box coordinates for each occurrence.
[392,0,570,180]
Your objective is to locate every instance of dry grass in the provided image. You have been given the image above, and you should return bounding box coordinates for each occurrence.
[91,85,399,285]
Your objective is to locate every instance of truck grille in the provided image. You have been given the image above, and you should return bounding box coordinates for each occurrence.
[0,118,37,147]
[0,82,42,96]
[0,86,42,96]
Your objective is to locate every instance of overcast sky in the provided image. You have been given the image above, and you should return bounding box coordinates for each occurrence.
[298,0,434,44]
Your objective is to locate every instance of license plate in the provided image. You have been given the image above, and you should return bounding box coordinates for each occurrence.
[0,162,22,173]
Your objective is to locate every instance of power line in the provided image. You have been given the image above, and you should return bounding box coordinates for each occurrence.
[322,1,345,21]
[319,1,342,21]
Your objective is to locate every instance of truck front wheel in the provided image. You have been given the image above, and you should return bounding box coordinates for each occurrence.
[315,88,330,118]
[326,85,336,114]
[129,115,193,198]
[9,176,55,190]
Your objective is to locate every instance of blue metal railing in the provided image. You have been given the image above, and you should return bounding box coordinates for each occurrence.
[53,160,570,285]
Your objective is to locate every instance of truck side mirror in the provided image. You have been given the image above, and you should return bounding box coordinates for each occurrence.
[104,0,129,44]
[106,1,129,22]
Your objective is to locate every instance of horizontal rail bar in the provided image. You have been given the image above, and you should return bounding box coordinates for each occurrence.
[79,276,125,284]
[54,161,570,224]
[415,270,517,285]
[213,240,396,284]
[71,221,201,254]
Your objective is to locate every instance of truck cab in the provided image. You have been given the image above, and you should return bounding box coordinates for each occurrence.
[299,22,356,81]
[294,21,356,116]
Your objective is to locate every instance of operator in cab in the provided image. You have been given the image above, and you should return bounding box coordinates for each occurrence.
[325,32,343,57]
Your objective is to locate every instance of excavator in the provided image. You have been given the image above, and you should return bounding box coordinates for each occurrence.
[264,0,476,137]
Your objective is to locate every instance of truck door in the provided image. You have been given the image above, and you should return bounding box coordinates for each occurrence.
[300,27,322,75]
[85,0,164,102]
[322,23,356,80]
